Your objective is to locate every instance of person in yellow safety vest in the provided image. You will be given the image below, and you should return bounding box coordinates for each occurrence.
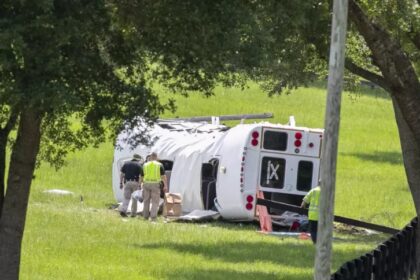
[301,182,321,244]
[142,152,168,222]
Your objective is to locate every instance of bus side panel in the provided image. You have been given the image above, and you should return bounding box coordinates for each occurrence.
[216,153,246,219]
[243,149,259,192]
[216,126,256,220]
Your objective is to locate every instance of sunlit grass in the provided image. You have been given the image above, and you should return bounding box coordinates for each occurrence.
[22,83,413,279]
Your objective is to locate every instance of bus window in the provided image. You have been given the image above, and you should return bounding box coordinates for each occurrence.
[201,159,219,210]
[263,131,288,151]
[159,160,174,171]
[297,161,313,191]
[260,157,285,189]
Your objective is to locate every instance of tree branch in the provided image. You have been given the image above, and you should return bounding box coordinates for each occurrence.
[344,59,390,91]
[407,29,420,50]
[348,0,419,90]
[1,108,19,136]
[0,108,19,218]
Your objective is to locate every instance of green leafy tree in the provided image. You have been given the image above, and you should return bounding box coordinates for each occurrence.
[0,1,168,278]
[345,1,420,276]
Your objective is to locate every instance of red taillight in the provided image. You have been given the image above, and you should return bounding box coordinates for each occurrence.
[294,140,302,147]
[295,132,302,139]
[251,131,259,146]
[246,203,253,210]
[246,195,254,203]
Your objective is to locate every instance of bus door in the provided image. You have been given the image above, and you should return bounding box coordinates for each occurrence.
[259,153,286,193]
[200,158,219,210]
[258,153,303,214]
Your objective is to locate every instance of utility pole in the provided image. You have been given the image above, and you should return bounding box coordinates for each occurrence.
[314,0,348,279]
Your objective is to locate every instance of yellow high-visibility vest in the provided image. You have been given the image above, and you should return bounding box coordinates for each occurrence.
[303,186,321,221]
[143,161,162,182]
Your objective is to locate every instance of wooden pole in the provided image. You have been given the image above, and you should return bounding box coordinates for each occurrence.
[314,0,348,279]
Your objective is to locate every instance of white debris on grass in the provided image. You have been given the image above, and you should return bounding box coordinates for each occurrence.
[43,189,74,195]
[177,209,220,221]
[116,198,164,214]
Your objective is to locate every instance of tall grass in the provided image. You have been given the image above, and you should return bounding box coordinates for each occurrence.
[22,83,413,279]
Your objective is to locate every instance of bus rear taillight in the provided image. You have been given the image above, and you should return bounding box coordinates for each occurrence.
[245,195,254,210]
[294,131,302,149]
[251,131,259,146]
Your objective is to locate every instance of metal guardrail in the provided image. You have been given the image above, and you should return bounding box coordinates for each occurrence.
[256,198,398,234]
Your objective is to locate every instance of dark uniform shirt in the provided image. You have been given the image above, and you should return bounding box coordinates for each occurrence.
[158,164,165,175]
[121,160,143,182]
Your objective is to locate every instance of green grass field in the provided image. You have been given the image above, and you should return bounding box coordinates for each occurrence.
[22,84,415,279]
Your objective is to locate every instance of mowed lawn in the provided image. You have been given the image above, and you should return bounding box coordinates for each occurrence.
[21,84,414,279]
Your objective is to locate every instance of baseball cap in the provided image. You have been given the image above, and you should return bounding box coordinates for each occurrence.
[132,154,142,161]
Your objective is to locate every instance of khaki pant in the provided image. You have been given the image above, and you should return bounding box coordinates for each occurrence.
[142,182,161,220]
[120,181,140,215]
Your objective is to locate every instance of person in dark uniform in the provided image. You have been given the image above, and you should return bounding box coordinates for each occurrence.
[119,154,143,217]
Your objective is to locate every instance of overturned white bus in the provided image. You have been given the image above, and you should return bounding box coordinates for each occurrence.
[112,117,323,221]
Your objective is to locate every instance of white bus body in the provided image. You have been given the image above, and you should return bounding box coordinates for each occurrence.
[112,120,323,221]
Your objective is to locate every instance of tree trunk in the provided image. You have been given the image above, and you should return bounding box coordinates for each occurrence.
[0,133,7,218]
[348,2,420,277]
[0,109,42,280]
[0,110,19,218]
[391,97,420,278]
[348,0,420,143]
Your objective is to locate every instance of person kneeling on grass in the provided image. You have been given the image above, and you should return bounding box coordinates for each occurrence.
[300,182,321,244]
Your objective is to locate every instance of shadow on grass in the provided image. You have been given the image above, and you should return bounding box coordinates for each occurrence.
[342,151,402,165]
[332,232,389,244]
[170,219,261,232]
[162,268,307,280]
[132,239,367,270]
[134,240,312,267]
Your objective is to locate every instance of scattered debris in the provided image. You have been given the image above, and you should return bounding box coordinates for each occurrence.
[272,211,308,227]
[43,189,74,195]
[334,222,378,235]
[175,210,220,222]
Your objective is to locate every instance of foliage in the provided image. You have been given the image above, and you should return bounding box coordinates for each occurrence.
[0,1,174,169]
[2,0,416,169]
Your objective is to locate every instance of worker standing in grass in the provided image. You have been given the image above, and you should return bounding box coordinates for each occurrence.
[301,181,321,244]
[142,152,168,222]
[119,154,143,217]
